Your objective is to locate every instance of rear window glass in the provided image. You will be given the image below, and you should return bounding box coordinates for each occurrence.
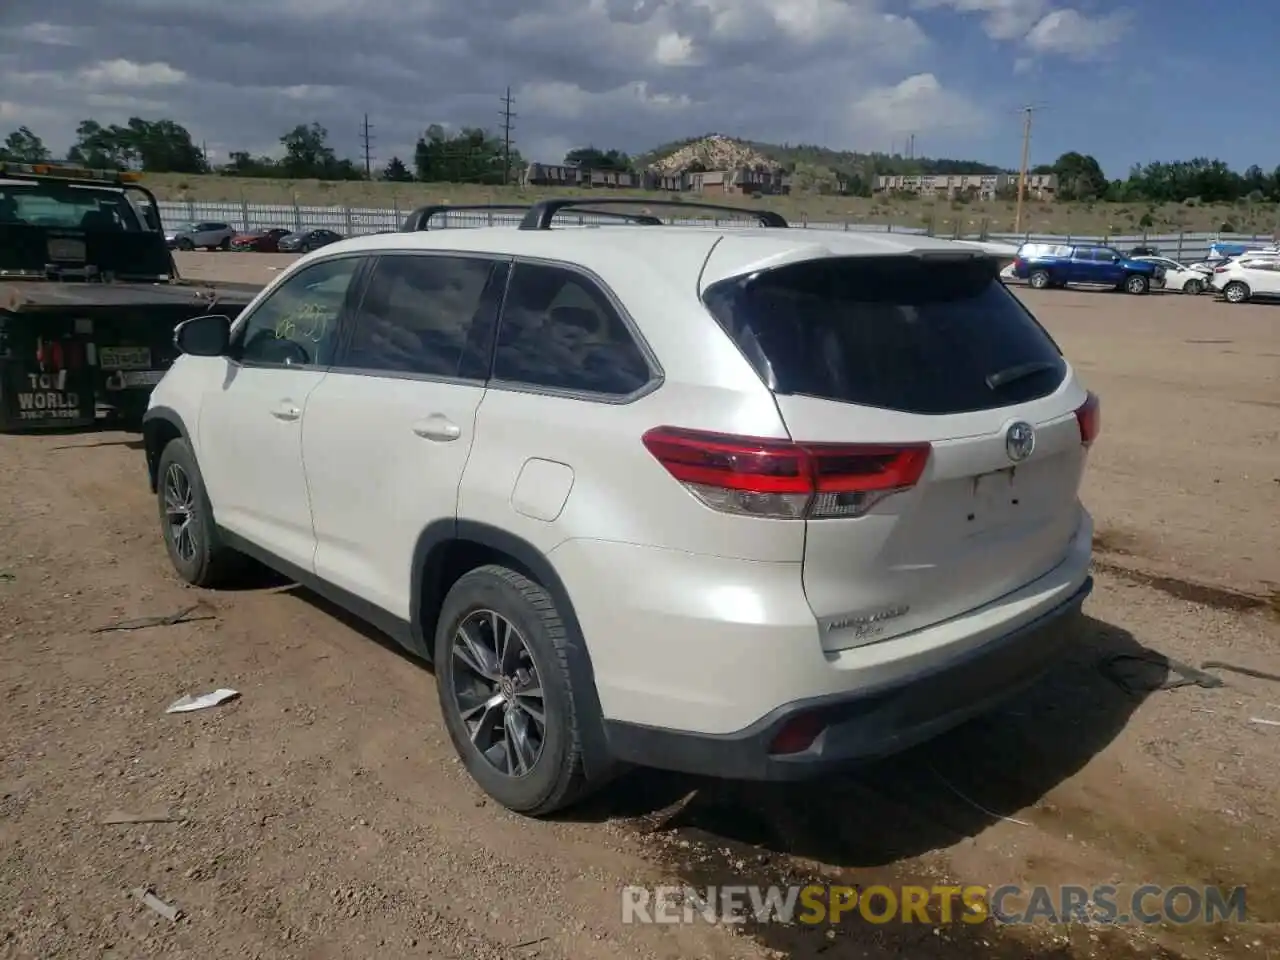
[701,255,1067,415]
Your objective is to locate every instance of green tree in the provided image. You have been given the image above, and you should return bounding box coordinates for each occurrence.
[1,126,51,162]
[413,125,520,184]
[381,156,413,181]
[67,120,131,168]
[280,122,336,178]
[564,146,633,172]
[1051,152,1108,202]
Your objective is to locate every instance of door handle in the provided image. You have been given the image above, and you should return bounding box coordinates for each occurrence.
[271,400,302,422]
[412,415,461,442]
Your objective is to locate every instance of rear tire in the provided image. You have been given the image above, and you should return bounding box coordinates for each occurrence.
[218,237,230,251]
[1028,270,1051,290]
[176,238,194,251]
[1124,273,1150,295]
[1223,281,1249,304]
[156,438,242,588]
[435,565,593,817]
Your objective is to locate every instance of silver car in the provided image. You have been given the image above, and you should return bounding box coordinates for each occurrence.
[165,221,235,251]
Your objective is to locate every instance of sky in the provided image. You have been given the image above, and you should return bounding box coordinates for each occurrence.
[0,0,1276,180]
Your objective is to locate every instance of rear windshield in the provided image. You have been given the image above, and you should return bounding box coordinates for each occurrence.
[1,184,145,232]
[701,255,1067,415]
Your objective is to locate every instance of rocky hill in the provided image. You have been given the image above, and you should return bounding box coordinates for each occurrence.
[645,134,781,174]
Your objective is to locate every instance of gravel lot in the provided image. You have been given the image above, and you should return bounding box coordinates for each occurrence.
[1,253,1277,960]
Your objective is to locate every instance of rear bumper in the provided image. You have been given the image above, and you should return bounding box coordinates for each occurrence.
[601,575,1092,781]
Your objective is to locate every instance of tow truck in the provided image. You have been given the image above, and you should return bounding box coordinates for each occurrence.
[0,161,260,432]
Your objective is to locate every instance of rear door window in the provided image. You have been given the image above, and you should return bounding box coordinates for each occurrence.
[341,253,503,379]
[493,262,653,397]
[701,255,1067,415]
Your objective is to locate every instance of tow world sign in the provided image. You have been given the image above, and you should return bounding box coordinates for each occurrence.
[16,370,82,421]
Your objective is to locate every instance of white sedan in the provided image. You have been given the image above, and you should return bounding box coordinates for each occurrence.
[1134,256,1210,294]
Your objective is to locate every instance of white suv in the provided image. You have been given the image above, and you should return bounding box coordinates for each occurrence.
[1210,253,1280,303]
[142,200,1099,816]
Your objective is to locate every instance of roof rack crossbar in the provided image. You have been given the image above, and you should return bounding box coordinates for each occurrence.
[519,198,788,230]
[400,203,664,231]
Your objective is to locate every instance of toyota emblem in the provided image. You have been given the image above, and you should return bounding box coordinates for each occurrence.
[1005,421,1035,462]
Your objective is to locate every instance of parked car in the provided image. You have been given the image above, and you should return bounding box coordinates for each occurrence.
[230,227,292,253]
[166,221,236,251]
[276,228,343,253]
[142,202,1099,816]
[1011,242,1162,294]
[1128,245,1161,257]
[1133,256,1209,294]
[1209,253,1280,303]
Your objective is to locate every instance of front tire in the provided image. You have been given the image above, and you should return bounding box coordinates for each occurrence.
[1182,278,1204,295]
[156,438,242,587]
[1223,281,1249,304]
[1125,273,1150,295]
[1028,270,1051,290]
[435,565,591,817]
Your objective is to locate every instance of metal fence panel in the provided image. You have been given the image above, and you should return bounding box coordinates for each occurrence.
[154,201,1273,264]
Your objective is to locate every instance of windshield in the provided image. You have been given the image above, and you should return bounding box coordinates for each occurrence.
[0,182,147,232]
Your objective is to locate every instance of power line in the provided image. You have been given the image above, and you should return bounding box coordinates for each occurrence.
[499,87,517,186]
[359,113,375,178]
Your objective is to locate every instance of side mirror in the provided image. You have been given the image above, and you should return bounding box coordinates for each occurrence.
[175,314,231,357]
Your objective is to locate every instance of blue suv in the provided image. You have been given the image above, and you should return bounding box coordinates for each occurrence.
[1011,242,1162,295]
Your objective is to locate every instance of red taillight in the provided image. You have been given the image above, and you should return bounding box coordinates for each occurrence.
[769,713,826,755]
[1075,392,1100,447]
[641,427,931,520]
[1214,266,1229,273]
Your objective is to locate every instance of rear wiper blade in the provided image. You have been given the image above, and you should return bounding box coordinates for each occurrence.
[986,360,1058,390]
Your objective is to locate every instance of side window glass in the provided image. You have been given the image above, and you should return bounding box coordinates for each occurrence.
[494,263,651,396]
[235,257,358,367]
[345,254,497,377]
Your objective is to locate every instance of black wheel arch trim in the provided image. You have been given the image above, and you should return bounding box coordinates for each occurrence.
[411,519,613,779]
[142,405,193,493]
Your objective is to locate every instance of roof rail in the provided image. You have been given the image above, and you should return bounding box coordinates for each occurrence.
[400,203,664,231]
[519,197,788,230]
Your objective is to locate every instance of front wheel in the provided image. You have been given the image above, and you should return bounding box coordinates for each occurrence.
[1223,281,1250,304]
[1182,278,1204,295]
[1028,270,1051,290]
[1124,273,1150,295]
[156,438,242,587]
[435,565,592,817]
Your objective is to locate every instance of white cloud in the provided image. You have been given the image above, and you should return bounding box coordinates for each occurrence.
[846,73,989,140]
[0,101,21,121]
[78,59,187,87]
[1024,8,1131,58]
[3,22,82,46]
[518,79,694,121]
[652,31,697,66]
[912,0,1049,41]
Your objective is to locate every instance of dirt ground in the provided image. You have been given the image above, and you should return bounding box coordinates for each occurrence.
[2,255,1278,960]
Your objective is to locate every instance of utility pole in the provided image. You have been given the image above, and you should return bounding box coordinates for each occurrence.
[359,114,375,178]
[907,133,915,160]
[499,87,517,186]
[1014,104,1035,234]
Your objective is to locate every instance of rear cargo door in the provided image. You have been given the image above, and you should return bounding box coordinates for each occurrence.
[701,253,1095,653]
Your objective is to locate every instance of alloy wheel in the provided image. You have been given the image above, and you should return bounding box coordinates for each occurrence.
[162,462,198,563]
[449,609,546,777]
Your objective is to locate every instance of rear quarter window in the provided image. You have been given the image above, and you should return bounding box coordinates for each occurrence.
[701,255,1067,415]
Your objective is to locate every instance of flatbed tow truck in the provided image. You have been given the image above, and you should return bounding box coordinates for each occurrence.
[0,161,260,432]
